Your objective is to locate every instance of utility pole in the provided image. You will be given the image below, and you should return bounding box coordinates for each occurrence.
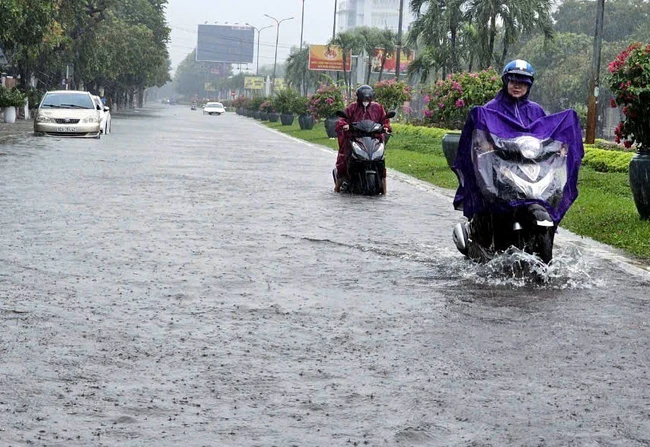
[394,0,404,79]
[264,14,294,95]
[246,23,273,76]
[585,0,605,144]
[332,0,337,39]
[300,0,305,52]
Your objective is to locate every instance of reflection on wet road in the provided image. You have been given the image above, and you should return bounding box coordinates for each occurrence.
[1,106,649,446]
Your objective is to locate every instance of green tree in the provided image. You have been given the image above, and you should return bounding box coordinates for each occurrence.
[329,31,363,98]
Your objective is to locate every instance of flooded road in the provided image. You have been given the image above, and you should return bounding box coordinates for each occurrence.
[1,106,649,446]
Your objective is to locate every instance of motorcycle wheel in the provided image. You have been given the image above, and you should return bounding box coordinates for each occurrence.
[528,227,555,264]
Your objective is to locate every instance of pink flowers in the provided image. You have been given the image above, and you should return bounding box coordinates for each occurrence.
[455,99,465,108]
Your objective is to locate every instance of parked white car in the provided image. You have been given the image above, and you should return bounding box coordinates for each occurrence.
[203,102,225,115]
[34,90,101,138]
[92,95,111,134]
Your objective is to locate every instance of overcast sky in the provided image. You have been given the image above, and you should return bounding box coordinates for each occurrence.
[165,0,336,74]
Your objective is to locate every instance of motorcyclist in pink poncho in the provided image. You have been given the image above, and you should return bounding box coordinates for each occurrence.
[333,85,392,194]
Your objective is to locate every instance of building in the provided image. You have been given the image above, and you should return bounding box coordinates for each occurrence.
[337,0,412,34]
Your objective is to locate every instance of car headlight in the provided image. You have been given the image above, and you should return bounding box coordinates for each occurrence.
[351,141,370,160]
[82,116,99,123]
[36,115,53,123]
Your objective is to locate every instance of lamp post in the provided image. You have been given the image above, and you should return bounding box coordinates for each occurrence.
[264,14,294,95]
[300,0,305,52]
[246,23,273,76]
[394,0,404,79]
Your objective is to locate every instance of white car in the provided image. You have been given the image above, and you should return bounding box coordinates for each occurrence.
[92,95,111,134]
[203,102,225,115]
[34,90,101,138]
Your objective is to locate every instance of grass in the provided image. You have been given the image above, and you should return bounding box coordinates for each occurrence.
[261,118,650,262]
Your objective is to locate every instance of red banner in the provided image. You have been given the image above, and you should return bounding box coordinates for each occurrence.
[371,49,415,73]
[308,45,352,72]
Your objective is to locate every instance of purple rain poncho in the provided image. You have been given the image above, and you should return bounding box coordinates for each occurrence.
[452,105,584,225]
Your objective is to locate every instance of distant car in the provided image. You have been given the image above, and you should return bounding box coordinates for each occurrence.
[203,102,225,115]
[92,95,111,134]
[34,90,101,138]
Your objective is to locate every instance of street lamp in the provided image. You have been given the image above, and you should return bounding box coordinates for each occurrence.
[300,0,306,53]
[246,23,273,76]
[264,14,294,95]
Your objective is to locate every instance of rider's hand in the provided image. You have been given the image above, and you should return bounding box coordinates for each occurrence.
[383,127,391,133]
[342,124,350,131]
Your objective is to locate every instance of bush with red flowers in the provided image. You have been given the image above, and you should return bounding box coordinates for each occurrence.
[608,42,650,151]
[422,68,501,130]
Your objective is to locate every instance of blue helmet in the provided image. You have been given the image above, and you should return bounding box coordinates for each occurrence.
[502,59,535,86]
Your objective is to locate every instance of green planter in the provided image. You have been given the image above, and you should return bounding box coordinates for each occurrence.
[298,114,315,130]
[629,149,650,220]
[442,132,461,169]
[280,113,294,125]
[324,116,338,138]
[268,112,280,123]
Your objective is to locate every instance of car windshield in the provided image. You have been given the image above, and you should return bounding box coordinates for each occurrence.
[207,103,223,108]
[41,92,95,109]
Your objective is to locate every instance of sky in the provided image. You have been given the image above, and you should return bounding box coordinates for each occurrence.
[165,0,337,75]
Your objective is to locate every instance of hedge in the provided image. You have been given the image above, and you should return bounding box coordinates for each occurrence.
[392,124,633,173]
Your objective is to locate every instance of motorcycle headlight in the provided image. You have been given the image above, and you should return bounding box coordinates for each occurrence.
[82,115,99,123]
[351,141,370,160]
[371,143,385,160]
[515,136,543,159]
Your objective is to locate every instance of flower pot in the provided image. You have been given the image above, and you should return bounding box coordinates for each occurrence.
[280,113,295,126]
[298,114,315,130]
[268,112,280,123]
[260,111,269,121]
[253,111,261,120]
[442,132,461,169]
[2,106,16,124]
[324,116,338,138]
[629,149,650,220]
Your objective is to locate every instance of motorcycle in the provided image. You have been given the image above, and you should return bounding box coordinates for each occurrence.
[190,102,197,111]
[451,107,584,264]
[333,110,396,195]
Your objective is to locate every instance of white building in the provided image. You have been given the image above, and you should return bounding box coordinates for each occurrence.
[336,0,412,34]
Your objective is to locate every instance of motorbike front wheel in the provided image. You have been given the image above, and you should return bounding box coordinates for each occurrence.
[527,227,555,264]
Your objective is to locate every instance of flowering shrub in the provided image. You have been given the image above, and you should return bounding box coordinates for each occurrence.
[232,95,250,109]
[259,100,275,113]
[423,68,501,129]
[308,82,344,120]
[608,42,650,151]
[373,79,412,111]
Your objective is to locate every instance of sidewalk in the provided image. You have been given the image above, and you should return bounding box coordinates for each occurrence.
[0,117,34,144]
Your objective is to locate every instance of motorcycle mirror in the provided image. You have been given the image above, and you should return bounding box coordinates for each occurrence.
[335,110,348,119]
[386,111,396,119]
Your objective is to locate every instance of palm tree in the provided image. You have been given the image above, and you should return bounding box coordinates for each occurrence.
[353,26,383,84]
[463,0,554,69]
[329,31,363,97]
[376,29,397,81]
[285,46,318,95]
[408,0,464,76]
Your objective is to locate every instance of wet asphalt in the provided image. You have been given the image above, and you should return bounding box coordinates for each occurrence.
[1,106,649,446]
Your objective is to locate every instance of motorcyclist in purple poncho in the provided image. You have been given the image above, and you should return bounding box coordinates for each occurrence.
[451,60,585,263]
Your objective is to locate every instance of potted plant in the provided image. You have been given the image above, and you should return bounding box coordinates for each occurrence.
[423,68,501,168]
[0,86,26,123]
[248,96,264,119]
[294,95,315,130]
[309,82,345,138]
[608,42,650,219]
[273,88,299,125]
[259,99,272,121]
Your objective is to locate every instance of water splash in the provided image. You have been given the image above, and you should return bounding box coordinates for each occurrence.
[461,245,602,289]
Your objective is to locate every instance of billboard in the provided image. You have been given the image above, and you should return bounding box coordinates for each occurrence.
[371,49,415,73]
[308,45,352,71]
[196,25,254,63]
[244,76,264,90]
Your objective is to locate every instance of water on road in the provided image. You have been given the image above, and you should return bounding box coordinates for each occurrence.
[1,106,649,446]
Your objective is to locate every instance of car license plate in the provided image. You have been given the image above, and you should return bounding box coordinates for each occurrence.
[56,126,77,132]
